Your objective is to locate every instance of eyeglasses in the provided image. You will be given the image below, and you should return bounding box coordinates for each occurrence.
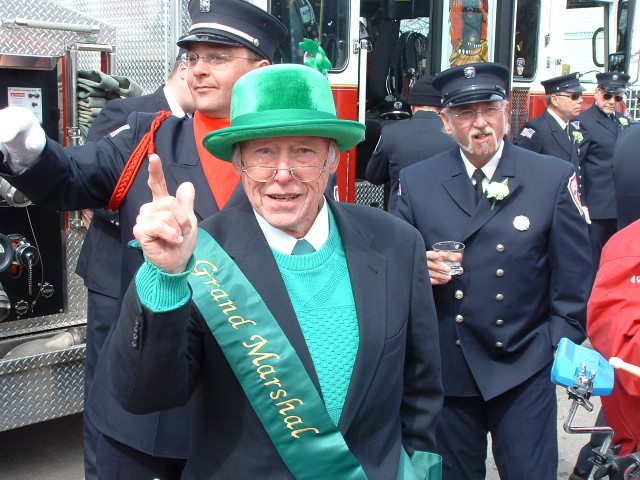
[241,160,328,183]
[602,92,625,102]
[184,52,260,70]
[555,92,583,101]
[452,107,504,124]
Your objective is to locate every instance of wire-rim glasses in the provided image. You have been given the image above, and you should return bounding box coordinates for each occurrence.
[241,160,328,183]
[184,52,260,70]
[452,107,504,124]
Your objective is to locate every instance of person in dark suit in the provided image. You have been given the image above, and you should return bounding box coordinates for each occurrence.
[0,1,287,478]
[576,72,632,269]
[514,72,589,194]
[613,123,640,230]
[394,62,592,479]
[108,63,443,479]
[365,76,453,212]
[75,50,194,480]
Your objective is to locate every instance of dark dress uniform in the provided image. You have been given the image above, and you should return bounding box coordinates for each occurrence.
[76,86,173,479]
[577,103,631,265]
[514,110,588,192]
[394,63,592,480]
[365,110,453,212]
[613,124,640,229]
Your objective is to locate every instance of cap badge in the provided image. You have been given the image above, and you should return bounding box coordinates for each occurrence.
[612,74,619,81]
[200,0,210,13]
[464,66,476,78]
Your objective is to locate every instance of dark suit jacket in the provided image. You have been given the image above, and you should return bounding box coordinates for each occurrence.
[76,86,170,298]
[513,110,588,192]
[108,197,443,479]
[576,103,629,219]
[613,125,640,229]
[395,141,591,400]
[365,110,454,212]
[0,112,242,457]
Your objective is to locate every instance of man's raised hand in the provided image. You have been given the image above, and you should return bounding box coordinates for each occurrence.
[133,154,197,273]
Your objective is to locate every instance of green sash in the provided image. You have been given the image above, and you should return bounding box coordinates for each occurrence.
[187,228,441,480]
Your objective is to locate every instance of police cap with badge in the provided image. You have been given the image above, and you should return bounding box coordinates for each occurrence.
[407,76,442,107]
[596,72,631,92]
[432,62,510,107]
[541,73,586,95]
[177,0,287,63]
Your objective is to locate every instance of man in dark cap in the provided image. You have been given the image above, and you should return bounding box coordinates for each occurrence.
[576,72,633,270]
[0,1,287,478]
[514,73,589,194]
[394,62,592,479]
[365,75,453,212]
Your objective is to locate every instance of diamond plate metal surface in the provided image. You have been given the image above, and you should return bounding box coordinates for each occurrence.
[355,181,385,210]
[52,0,190,93]
[0,345,85,430]
[0,0,115,57]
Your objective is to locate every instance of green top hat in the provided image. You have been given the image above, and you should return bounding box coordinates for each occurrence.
[203,64,366,161]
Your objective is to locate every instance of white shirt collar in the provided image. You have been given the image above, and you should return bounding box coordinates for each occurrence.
[546,108,568,130]
[163,84,186,118]
[253,198,330,255]
[460,139,504,186]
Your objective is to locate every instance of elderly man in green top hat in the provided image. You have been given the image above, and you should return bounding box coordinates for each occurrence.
[107,63,443,479]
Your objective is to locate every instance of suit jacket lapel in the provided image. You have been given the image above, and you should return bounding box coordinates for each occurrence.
[328,201,387,432]
[462,142,521,241]
[544,111,572,157]
[441,150,476,216]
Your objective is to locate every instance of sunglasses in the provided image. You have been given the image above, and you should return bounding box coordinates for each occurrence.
[555,92,582,101]
[602,93,625,102]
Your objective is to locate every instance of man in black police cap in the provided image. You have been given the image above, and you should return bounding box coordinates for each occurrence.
[365,75,453,212]
[514,73,588,195]
[0,1,286,479]
[394,62,592,479]
[576,72,634,272]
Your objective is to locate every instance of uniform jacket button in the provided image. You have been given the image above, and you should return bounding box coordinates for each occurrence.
[496,244,505,253]
[455,290,464,299]
[495,293,504,301]
[495,342,504,348]
[495,319,504,326]
[455,339,462,346]
[496,269,505,277]
[455,315,464,323]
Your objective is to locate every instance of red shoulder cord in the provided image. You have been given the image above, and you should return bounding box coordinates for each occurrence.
[106,110,173,211]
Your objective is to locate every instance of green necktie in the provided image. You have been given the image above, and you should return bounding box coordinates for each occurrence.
[292,239,316,255]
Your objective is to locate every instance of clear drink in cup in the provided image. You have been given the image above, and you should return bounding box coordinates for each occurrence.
[432,241,465,276]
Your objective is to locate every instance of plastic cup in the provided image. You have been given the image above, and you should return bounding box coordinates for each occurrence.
[432,241,465,276]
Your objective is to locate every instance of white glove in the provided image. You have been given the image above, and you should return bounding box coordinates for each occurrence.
[0,106,46,173]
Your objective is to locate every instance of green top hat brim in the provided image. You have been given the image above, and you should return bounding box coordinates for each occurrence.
[203,116,366,161]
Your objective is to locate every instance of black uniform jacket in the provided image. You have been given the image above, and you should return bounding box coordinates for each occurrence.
[76,86,171,297]
[395,141,591,400]
[365,110,454,212]
[108,196,443,479]
[576,103,629,220]
[513,109,588,192]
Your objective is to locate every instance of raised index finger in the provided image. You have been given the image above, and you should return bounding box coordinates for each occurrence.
[148,154,169,201]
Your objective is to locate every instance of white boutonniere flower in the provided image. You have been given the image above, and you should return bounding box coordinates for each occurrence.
[619,117,629,128]
[572,131,583,144]
[486,179,509,210]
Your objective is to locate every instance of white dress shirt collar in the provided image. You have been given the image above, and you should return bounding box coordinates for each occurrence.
[253,198,330,255]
